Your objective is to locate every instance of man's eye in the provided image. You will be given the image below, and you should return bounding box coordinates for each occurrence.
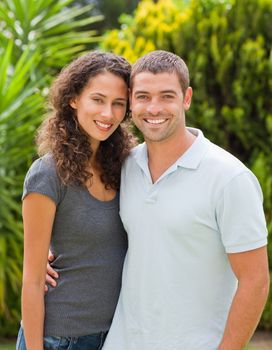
[136,95,148,100]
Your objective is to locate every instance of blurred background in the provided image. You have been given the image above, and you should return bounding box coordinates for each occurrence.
[0,0,271,345]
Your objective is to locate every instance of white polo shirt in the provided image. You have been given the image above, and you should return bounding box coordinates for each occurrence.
[102,128,267,350]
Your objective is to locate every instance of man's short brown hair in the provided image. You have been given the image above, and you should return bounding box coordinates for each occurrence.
[131,50,190,95]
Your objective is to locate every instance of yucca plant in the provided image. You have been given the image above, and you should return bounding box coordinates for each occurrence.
[0,0,102,336]
[0,0,103,76]
[0,40,45,335]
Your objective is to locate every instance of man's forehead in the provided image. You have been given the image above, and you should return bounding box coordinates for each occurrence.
[131,71,180,92]
[133,71,178,81]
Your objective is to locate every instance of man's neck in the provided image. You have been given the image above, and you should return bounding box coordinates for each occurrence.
[146,129,196,183]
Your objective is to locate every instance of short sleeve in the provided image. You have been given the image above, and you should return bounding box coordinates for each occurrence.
[23,154,63,205]
[216,170,268,253]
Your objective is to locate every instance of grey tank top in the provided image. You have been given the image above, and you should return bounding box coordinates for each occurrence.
[23,154,127,337]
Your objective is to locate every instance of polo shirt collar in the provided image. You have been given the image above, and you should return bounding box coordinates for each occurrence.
[175,127,210,169]
[134,128,210,173]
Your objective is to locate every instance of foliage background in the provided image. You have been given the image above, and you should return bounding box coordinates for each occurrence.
[0,0,271,336]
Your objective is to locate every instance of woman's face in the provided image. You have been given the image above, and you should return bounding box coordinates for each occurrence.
[70,71,128,146]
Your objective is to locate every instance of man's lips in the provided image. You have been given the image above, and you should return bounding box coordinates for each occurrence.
[95,120,113,130]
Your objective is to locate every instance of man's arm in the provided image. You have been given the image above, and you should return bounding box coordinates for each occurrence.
[218,246,270,350]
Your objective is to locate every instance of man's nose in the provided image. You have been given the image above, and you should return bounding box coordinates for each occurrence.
[146,100,162,115]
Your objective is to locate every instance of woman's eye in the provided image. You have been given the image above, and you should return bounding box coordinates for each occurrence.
[114,101,126,107]
[93,98,103,103]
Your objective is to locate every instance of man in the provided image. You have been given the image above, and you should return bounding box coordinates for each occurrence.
[102,51,269,350]
[48,50,269,349]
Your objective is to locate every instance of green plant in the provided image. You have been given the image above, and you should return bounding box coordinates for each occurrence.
[0,0,103,75]
[0,40,44,335]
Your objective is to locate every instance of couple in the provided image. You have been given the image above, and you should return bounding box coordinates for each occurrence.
[17,50,269,350]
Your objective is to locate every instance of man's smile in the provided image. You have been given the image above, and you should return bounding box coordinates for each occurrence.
[144,118,167,125]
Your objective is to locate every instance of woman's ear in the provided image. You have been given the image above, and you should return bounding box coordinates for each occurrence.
[69,98,77,109]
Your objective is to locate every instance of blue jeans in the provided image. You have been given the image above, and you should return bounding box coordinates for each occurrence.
[16,326,107,350]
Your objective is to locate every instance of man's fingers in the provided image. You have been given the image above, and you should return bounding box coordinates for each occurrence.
[47,262,59,278]
[45,273,57,287]
[48,253,55,262]
[46,262,59,288]
[46,253,58,289]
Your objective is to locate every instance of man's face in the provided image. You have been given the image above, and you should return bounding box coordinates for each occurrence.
[130,72,192,143]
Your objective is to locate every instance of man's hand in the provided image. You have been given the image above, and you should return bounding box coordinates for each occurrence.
[45,252,59,292]
[218,246,269,350]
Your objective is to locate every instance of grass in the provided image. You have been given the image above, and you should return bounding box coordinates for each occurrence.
[0,344,15,350]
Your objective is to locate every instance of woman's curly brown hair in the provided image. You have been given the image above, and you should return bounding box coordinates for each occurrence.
[36,51,132,190]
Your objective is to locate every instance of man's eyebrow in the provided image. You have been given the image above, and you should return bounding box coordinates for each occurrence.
[160,90,177,95]
[133,90,178,95]
[133,90,149,95]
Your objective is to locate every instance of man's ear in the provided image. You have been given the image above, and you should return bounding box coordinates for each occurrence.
[183,87,193,110]
[69,98,77,109]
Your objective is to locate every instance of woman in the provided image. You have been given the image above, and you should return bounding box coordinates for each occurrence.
[16,51,131,350]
